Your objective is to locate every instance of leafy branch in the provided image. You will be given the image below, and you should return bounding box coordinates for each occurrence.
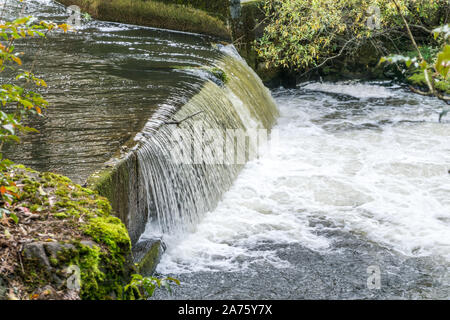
[123,274,180,300]
[379,0,449,121]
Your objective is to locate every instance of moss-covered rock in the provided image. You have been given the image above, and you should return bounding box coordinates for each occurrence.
[132,238,164,276]
[86,152,148,245]
[0,165,132,300]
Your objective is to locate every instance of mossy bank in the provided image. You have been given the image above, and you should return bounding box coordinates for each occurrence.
[57,0,230,39]
[0,165,132,300]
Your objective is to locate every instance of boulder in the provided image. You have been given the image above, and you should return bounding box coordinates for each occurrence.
[44,242,76,260]
[132,238,165,275]
[22,242,51,272]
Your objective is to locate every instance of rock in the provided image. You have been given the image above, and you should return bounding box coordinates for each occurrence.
[22,242,51,272]
[44,242,76,260]
[80,240,100,249]
[51,274,65,290]
[132,238,165,275]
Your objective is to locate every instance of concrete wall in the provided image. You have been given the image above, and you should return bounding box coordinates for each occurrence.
[87,149,148,245]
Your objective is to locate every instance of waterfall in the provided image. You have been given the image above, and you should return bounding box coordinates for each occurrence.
[134,46,278,239]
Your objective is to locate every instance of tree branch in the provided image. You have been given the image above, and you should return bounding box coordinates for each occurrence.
[391,0,450,107]
[164,111,204,126]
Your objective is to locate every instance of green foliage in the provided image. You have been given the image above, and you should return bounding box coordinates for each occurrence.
[380,24,449,121]
[124,273,180,300]
[256,0,447,71]
[380,25,450,122]
[380,25,449,80]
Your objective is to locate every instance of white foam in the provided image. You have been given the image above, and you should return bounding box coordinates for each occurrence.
[158,82,450,274]
[302,81,396,99]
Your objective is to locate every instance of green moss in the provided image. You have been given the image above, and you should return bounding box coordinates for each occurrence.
[408,71,450,94]
[54,212,69,220]
[177,66,230,85]
[74,243,105,298]
[49,257,59,267]
[10,165,132,300]
[95,199,112,216]
[134,241,161,275]
[70,191,84,198]
[82,216,131,258]
[64,240,130,300]
[55,187,69,197]
[210,67,229,84]
[87,167,115,206]
[86,157,135,243]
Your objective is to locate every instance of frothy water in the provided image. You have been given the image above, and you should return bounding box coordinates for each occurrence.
[155,81,449,298]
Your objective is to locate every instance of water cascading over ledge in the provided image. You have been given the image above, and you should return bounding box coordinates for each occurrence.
[88,46,278,272]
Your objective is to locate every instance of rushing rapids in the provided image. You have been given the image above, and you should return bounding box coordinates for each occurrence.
[153,82,450,299]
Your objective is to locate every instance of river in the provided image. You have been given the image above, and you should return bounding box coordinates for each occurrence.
[2,0,449,299]
[152,81,450,299]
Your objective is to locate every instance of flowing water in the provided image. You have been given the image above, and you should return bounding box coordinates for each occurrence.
[136,50,278,236]
[152,82,450,299]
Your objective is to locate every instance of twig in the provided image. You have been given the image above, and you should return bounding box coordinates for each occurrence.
[409,85,450,102]
[17,247,24,274]
[408,85,432,96]
[164,111,204,126]
[391,0,435,93]
[392,0,424,61]
[392,0,450,104]
[297,36,359,79]
[408,24,433,34]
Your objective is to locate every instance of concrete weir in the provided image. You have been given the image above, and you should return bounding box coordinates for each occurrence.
[87,138,165,274]
[86,50,278,275]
